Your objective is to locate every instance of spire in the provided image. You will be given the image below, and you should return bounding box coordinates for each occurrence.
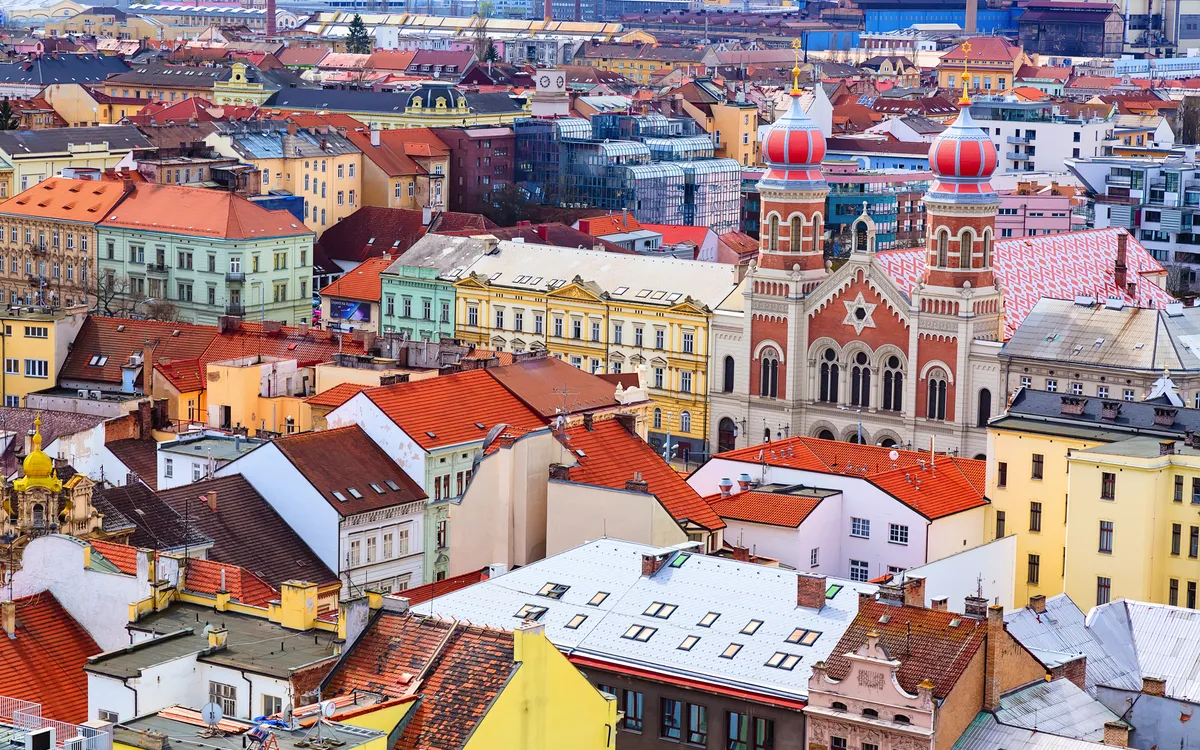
[958,41,973,106]
[791,38,802,95]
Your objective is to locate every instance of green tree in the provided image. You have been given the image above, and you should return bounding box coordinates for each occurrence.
[0,99,19,131]
[346,14,372,55]
[484,39,500,63]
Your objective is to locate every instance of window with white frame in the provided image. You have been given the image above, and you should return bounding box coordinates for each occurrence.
[889,523,909,545]
[209,682,236,715]
[849,559,869,582]
[192,462,202,481]
[383,532,394,559]
[810,548,819,567]
[850,517,870,538]
[397,527,410,556]
[164,458,173,478]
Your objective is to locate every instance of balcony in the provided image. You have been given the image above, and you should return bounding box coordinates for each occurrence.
[1005,151,1025,161]
[225,302,245,316]
[1006,135,1030,145]
[146,262,168,274]
[1105,174,1132,187]
[226,271,246,284]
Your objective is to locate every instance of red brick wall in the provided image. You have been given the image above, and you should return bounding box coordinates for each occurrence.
[916,334,959,422]
[104,414,139,443]
[924,212,996,288]
[750,313,789,397]
[807,275,911,350]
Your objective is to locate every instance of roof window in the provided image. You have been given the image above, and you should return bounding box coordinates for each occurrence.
[331,490,347,501]
[565,614,587,629]
[622,624,656,642]
[347,487,363,499]
[369,483,385,494]
[669,553,689,568]
[786,628,822,646]
[385,480,400,491]
[643,602,677,619]
[678,635,700,651]
[719,643,742,659]
[587,592,609,606]
[741,619,763,635]
[766,652,801,670]
[698,612,719,627]
[88,355,108,366]
[826,584,843,598]
[515,604,547,621]
[537,582,570,600]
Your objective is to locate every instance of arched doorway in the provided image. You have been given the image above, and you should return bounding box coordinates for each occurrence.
[977,388,993,427]
[717,418,737,453]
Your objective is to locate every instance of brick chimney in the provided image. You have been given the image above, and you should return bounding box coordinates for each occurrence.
[1059,395,1086,416]
[1160,440,1177,456]
[1,600,14,638]
[1100,400,1122,420]
[548,463,570,481]
[582,412,594,431]
[982,604,1005,712]
[858,590,875,609]
[964,596,988,618]
[1029,594,1046,613]
[877,583,904,606]
[625,471,649,493]
[901,576,925,607]
[732,545,750,562]
[1102,721,1130,747]
[797,573,826,610]
[1059,653,1087,691]
[930,596,949,611]
[1141,676,1166,696]
[641,551,670,577]
[206,490,217,512]
[1114,229,1128,290]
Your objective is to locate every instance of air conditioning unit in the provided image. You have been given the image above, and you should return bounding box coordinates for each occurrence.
[76,389,88,398]
[89,390,101,400]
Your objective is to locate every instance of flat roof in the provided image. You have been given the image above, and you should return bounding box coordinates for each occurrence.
[114,711,383,750]
[159,435,263,461]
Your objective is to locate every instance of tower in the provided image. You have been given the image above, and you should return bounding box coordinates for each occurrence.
[755,41,829,293]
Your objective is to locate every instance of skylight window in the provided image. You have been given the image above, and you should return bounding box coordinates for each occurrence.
[515,604,547,621]
[786,628,822,647]
[87,355,108,366]
[741,619,763,635]
[720,643,742,659]
[949,618,962,628]
[614,286,629,295]
[825,584,843,599]
[678,635,699,651]
[643,602,677,619]
[331,491,347,501]
[385,480,400,491]
[698,612,720,627]
[879,615,891,625]
[622,624,657,642]
[565,614,587,629]
[588,592,609,606]
[348,488,363,499]
[765,652,801,670]
[669,553,689,568]
[537,583,570,600]
[370,484,385,494]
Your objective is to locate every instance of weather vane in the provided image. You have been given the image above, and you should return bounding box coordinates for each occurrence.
[959,41,972,106]
[791,38,802,95]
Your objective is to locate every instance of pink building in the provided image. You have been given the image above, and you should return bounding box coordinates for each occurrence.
[997,181,1086,238]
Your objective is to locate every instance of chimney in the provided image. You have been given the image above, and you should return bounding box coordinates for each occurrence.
[206,490,217,512]
[265,0,276,35]
[582,412,594,431]
[797,573,826,610]
[1141,676,1166,696]
[877,582,904,606]
[1103,722,1130,748]
[535,224,548,242]
[718,477,733,497]
[286,122,298,136]
[1114,229,1128,290]
[641,551,670,577]
[1060,653,1087,690]
[737,473,752,491]
[370,127,380,147]
[1101,400,1122,420]
[297,322,309,337]
[625,471,649,493]
[544,0,552,21]
[1059,395,1086,415]
[422,206,432,226]
[1029,594,1046,613]
[548,463,570,481]
[901,576,925,607]
[1,601,14,638]
[982,604,1005,711]
[207,626,229,648]
[1187,430,1196,448]
[614,412,637,436]
[22,429,33,459]
[1155,408,1177,427]
[930,596,949,611]
[732,545,750,562]
[137,399,153,439]
[964,595,989,618]
[1160,440,1177,456]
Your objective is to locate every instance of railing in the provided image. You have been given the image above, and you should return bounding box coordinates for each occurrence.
[145,262,168,274]
[0,697,111,750]
[225,303,245,316]
[225,271,245,283]
[1006,135,1030,145]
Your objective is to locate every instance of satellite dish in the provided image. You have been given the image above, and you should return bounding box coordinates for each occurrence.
[201,702,224,728]
[888,450,900,462]
[319,701,337,719]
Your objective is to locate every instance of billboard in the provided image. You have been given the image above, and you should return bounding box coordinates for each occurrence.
[330,299,371,322]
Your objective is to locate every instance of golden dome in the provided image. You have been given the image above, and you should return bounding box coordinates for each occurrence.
[14,414,62,493]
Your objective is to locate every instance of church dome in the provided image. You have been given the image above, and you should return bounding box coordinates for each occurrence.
[22,447,52,479]
[763,93,826,168]
[14,414,62,493]
[928,105,997,180]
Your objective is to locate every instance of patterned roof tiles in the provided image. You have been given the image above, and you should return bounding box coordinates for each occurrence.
[0,592,101,722]
[875,228,1172,339]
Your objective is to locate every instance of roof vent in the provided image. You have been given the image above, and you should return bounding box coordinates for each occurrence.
[1104,297,1125,310]
[1166,302,1185,317]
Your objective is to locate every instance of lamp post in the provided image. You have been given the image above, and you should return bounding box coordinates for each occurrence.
[839,405,863,444]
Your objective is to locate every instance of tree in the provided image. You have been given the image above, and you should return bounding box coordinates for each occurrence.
[346,15,372,55]
[484,39,500,63]
[0,99,19,131]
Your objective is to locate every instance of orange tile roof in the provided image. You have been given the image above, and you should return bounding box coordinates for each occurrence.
[365,49,417,71]
[61,316,219,386]
[705,490,822,528]
[823,599,988,699]
[90,539,138,574]
[464,348,514,366]
[940,36,1023,64]
[399,567,490,606]
[639,223,712,248]
[0,593,101,722]
[184,557,278,608]
[577,213,643,237]
[715,437,985,520]
[565,418,724,531]
[99,183,312,240]
[1010,86,1051,101]
[198,321,367,385]
[358,369,546,451]
[155,358,204,393]
[319,255,394,301]
[306,381,369,408]
[0,177,130,223]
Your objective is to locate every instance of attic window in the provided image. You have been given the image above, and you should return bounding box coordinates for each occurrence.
[587,591,609,606]
[643,602,677,619]
[515,604,547,621]
[787,628,822,646]
[669,553,689,568]
[698,612,719,627]
[766,652,801,670]
[117,324,126,332]
[385,480,400,491]
[741,619,763,635]
[826,584,843,598]
[565,614,587,629]
[879,615,892,625]
[347,488,363,499]
[614,286,629,294]
[719,643,743,659]
[679,635,700,651]
[474,422,486,429]
[949,618,963,628]
[88,355,109,366]
[425,431,437,439]
[331,490,347,501]
[537,582,570,600]
[622,624,656,642]
[369,483,385,494]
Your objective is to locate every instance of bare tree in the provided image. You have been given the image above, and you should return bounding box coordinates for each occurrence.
[143,299,181,322]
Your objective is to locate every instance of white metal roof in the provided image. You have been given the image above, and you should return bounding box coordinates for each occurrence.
[411,539,875,703]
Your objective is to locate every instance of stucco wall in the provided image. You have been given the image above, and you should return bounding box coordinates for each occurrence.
[926,507,986,562]
[899,535,1016,612]
[546,481,685,557]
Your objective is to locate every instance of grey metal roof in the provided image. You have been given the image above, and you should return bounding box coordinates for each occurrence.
[996,388,1200,441]
[383,234,490,277]
[1090,599,1200,703]
[213,123,360,160]
[952,713,1112,750]
[263,87,524,116]
[1000,298,1200,372]
[994,679,1124,741]
[0,126,152,157]
[412,539,876,703]
[0,54,130,85]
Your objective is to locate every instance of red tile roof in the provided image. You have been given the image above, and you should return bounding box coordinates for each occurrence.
[105,438,160,489]
[576,213,643,237]
[278,47,330,67]
[319,254,394,301]
[356,369,546,451]
[90,539,138,574]
[705,490,821,527]
[99,183,311,240]
[365,50,417,71]
[939,36,1023,64]
[184,556,278,608]
[639,223,712,249]
[399,567,490,606]
[198,321,367,385]
[0,177,130,223]
[1016,64,1071,82]
[315,206,495,264]
[435,222,635,254]
[876,228,1172,338]
[346,130,427,177]
[564,418,724,531]
[324,614,515,750]
[484,357,631,419]
[60,316,219,386]
[155,358,204,394]
[715,437,985,520]
[0,593,101,722]
[305,381,369,408]
[270,425,426,515]
[463,348,514,366]
[822,599,988,699]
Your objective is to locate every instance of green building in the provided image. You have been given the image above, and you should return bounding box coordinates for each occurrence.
[378,234,490,339]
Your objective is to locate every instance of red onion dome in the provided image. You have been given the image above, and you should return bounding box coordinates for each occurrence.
[758,93,827,191]
[928,105,997,180]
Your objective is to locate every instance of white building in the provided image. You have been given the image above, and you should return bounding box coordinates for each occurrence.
[969,98,1113,174]
[156,432,263,490]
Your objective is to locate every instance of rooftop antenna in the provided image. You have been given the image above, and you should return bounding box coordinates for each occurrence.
[200,702,225,736]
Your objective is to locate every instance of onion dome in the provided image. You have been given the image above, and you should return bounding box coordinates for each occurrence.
[14,414,62,493]
[758,91,827,191]
[926,105,998,201]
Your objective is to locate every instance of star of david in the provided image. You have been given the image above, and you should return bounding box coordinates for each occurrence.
[842,293,877,335]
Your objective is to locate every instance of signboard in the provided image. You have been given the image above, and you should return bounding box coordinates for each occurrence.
[330,299,371,322]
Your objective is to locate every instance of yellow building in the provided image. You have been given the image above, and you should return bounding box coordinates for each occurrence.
[203,355,312,437]
[8,0,84,25]
[205,122,363,237]
[42,83,148,126]
[575,42,716,85]
[936,37,1027,93]
[708,101,761,167]
[451,239,737,459]
[346,127,451,210]
[262,82,529,131]
[0,305,88,407]
[47,7,167,41]
[0,126,154,193]
[212,63,278,107]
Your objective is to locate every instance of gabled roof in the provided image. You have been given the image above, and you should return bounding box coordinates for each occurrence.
[60,316,219,386]
[564,419,724,531]
[364,49,416,71]
[352,368,546,451]
[318,254,394,301]
[269,425,426,515]
[278,46,330,67]
[484,356,634,419]
[155,358,204,395]
[0,53,129,85]
[105,438,160,490]
[0,176,130,223]
[197,321,366,386]
[0,126,151,157]
[90,539,139,574]
[305,382,368,409]
[315,205,495,264]
[1016,64,1072,82]
[93,479,214,552]
[639,223,713,249]
[939,36,1023,64]
[0,592,101,723]
[576,212,643,237]
[100,183,312,240]
[183,556,278,608]
[324,614,515,750]
[876,228,1172,339]
[158,475,337,588]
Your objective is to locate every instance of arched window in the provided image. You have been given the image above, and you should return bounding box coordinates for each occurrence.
[879,437,898,448]
[977,388,992,427]
[763,427,771,442]
[982,228,993,268]
[680,411,691,433]
[817,429,836,440]
[894,715,911,724]
[854,220,869,254]
[862,708,879,719]
[768,215,780,252]
[819,348,839,403]
[927,370,948,421]
[882,355,904,412]
[831,702,848,711]
[718,417,737,453]
[959,229,973,269]
[653,408,662,429]
[790,215,802,252]
[723,355,735,393]
[812,218,821,251]
[760,348,779,398]
[936,229,949,267]
[32,503,44,527]
[851,351,871,407]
